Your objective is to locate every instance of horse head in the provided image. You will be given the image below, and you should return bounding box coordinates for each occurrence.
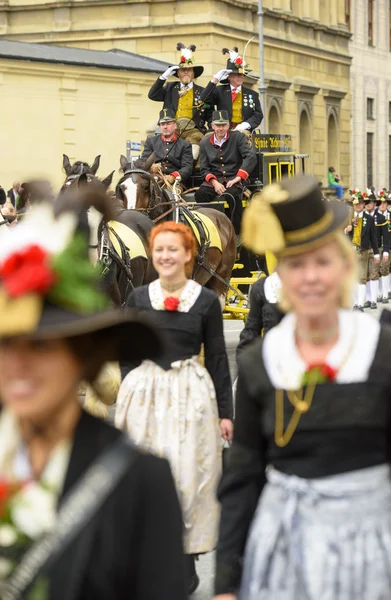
[117,153,164,217]
[61,154,114,192]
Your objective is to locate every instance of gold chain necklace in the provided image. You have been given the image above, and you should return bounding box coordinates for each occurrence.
[160,279,188,293]
[274,325,357,448]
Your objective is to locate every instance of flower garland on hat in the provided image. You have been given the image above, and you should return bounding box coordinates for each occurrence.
[0,205,109,336]
[176,43,196,67]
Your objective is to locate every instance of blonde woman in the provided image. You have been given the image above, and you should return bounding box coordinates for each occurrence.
[214,175,391,600]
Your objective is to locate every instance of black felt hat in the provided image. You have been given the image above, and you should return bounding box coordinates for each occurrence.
[158,109,176,123]
[211,110,230,124]
[242,175,349,256]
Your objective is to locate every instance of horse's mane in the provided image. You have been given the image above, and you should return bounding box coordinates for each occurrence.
[68,161,94,176]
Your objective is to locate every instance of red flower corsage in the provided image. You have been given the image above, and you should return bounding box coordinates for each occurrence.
[0,244,56,298]
[235,57,243,65]
[164,296,180,311]
[301,363,337,386]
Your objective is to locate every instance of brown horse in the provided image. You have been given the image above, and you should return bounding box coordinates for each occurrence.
[58,155,156,306]
[117,154,236,302]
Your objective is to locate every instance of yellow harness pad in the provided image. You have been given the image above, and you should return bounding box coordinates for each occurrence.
[183,211,222,252]
[107,220,147,260]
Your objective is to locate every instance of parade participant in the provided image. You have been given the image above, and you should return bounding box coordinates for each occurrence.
[201,47,263,133]
[214,175,391,600]
[116,221,233,595]
[0,200,187,600]
[195,110,257,240]
[148,43,211,160]
[7,181,20,207]
[362,191,384,308]
[236,271,283,360]
[344,189,379,311]
[372,190,390,304]
[140,109,194,187]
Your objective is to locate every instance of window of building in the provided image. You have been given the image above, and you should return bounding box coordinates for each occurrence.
[345,0,351,30]
[367,133,374,188]
[389,136,391,189]
[367,98,375,119]
[368,0,375,46]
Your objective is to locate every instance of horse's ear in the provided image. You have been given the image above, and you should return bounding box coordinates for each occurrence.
[91,155,101,175]
[120,155,128,171]
[144,152,156,173]
[102,171,115,190]
[63,154,72,176]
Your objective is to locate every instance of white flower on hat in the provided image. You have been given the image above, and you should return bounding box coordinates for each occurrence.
[0,558,13,579]
[0,204,77,264]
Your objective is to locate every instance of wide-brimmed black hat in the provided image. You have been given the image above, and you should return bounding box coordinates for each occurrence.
[212,110,230,124]
[158,108,176,124]
[174,43,204,79]
[242,175,349,256]
[0,202,162,363]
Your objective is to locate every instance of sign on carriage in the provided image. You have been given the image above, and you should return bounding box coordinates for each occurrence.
[252,134,293,153]
[126,140,142,160]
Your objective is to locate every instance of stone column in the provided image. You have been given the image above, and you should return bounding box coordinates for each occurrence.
[329,0,339,27]
[300,0,312,20]
[311,0,320,21]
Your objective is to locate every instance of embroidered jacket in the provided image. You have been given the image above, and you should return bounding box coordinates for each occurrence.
[148,79,212,132]
[373,209,391,252]
[348,212,379,253]
[200,82,263,131]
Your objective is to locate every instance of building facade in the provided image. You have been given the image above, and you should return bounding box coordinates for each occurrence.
[349,0,391,189]
[0,0,352,186]
[0,40,169,189]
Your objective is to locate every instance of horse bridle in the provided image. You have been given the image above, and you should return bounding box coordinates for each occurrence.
[120,167,162,215]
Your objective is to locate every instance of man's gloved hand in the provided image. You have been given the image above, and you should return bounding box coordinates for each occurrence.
[160,65,179,80]
[212,69,232,83]
[233,122,251,131]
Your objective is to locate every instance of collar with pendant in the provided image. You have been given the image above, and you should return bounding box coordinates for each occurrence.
[230,84,242,93]
[180,81,194,90]
[211,132,229,146]
[354,211,363,218]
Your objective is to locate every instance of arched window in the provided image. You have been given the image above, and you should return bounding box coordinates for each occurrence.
[268,105,281,134]
[327,112,339,175]
[299,108,312,172]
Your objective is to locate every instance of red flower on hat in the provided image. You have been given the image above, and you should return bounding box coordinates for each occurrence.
[380,190,385,195]
[163,296,180,311]
[0,244,57,298]
[235,57,243,65]
[180,55,186,63]
[0,480,22,518]
[362,192,367,198]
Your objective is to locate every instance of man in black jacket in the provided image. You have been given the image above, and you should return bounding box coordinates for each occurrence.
[195,110,256,238]
[148,43,212,160]
[368,192,391,306]
[201,46,263,133]
[345,193,379,311]
[141,109,194,187]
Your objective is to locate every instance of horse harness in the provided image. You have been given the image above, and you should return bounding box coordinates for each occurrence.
[96,220,135,305]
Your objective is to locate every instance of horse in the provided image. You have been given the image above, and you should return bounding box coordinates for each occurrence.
[58,155,156,306]
[117,154,237,304]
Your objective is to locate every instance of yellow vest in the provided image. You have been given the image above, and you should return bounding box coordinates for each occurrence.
[231,90,243,124]
[352,215,363,246]
[175,88,194,120]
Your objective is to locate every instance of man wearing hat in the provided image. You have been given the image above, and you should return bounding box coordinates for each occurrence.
[141,109,193,187]
[195,110,256,238]
[369,190,391,304]
[344,190,379,311]
[201,47,263,133]
[148,43,212,159]
[363,191,387,308]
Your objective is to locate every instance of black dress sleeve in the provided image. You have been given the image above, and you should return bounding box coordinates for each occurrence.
[215,369,268,595]
[203,294,233,420]
[236,279,264,360]
[120,291,142,380]
[137,456,187,600]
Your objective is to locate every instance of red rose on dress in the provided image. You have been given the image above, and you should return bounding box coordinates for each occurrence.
[164,296,180,311]
[307,363,338,382]
[235,57,243,65]
[0,244,57,298]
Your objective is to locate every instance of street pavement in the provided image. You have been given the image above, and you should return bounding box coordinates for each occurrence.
[192,303,386,598]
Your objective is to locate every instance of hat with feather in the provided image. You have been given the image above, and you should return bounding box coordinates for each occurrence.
[175,43,204,78]
[242,175,349,256]
[0,192,162,364]
[222,46,250,75]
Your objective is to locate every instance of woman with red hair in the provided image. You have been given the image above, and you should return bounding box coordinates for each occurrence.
[115,221,233,594]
